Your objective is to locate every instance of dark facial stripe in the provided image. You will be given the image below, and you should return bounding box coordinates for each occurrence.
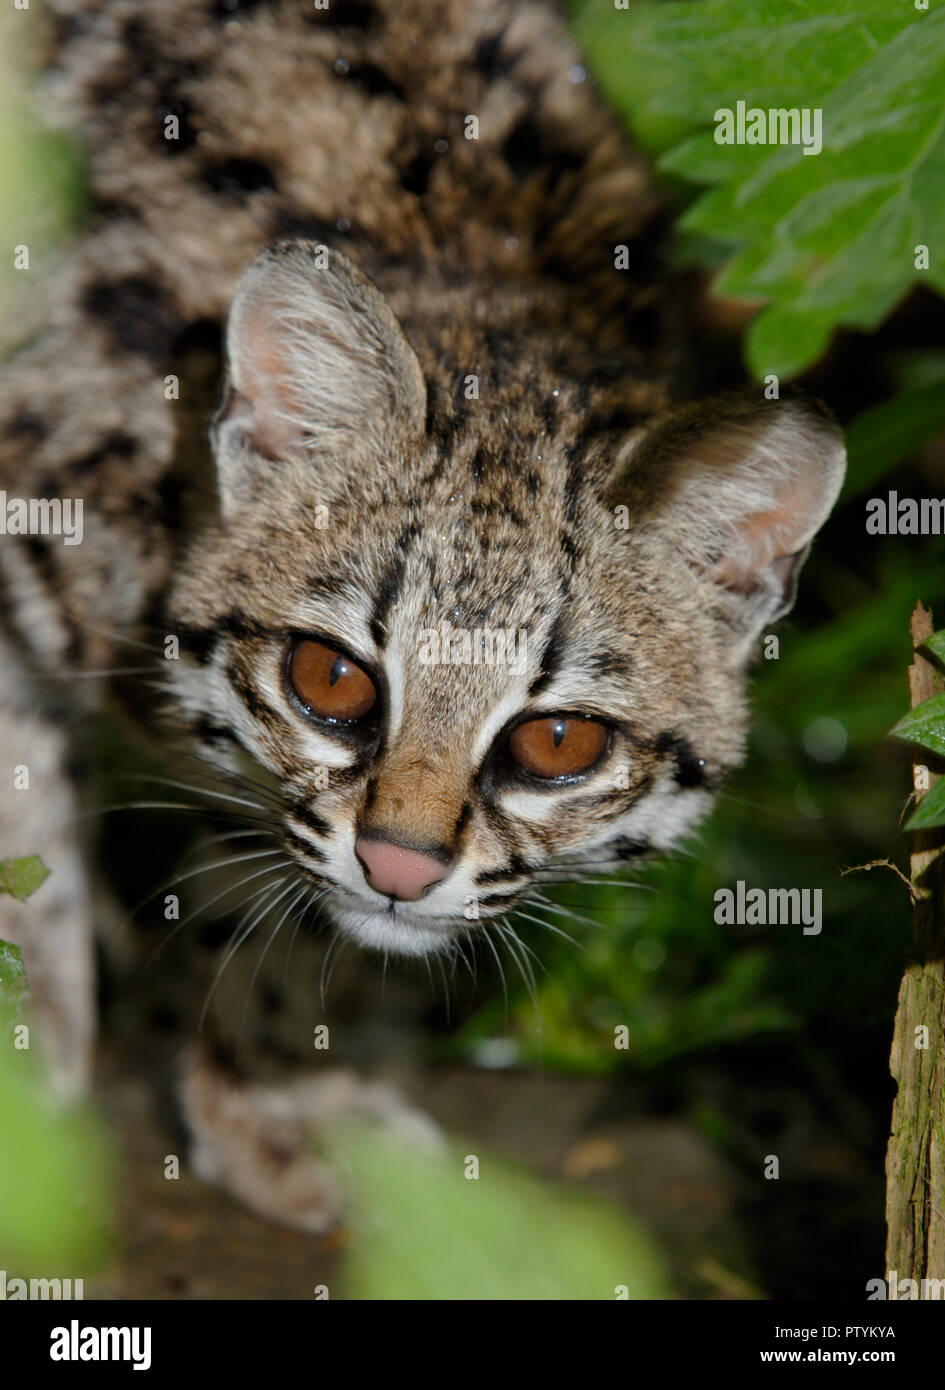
[369,523,418,646]
[654,731,709,789]
[283,827,328,863]
[478,888,525,908]
[285,798,332,839]
[226,660,293,732]
[528,612,567,696]
[475,854,533,887]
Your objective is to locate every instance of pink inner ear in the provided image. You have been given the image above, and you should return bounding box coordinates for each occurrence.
[709,506,796,593]
[236,304,304,459]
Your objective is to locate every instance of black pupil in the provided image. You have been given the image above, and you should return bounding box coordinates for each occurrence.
[552,719,567,749]
[328,654,346,687]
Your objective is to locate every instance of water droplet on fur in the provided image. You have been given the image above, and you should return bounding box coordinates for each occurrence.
[334,58,350,74]
[336,217,351,231]
[568,65,587,84]
[434,138,449,154]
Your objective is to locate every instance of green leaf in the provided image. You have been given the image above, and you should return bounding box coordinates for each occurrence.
[921,629,945,670]
[572,0,945,378]
[891,693,945,759]
[0,855,50,902]
[843,383,945,501]
[337,1131,668,1300]
[904,776,945,832]
[0,938,28,1013]
[0,1052,113,1268]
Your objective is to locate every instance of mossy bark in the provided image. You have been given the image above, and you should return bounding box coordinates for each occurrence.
[885,603,945,1284]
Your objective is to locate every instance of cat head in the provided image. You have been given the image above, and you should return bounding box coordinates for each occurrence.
[166,240,845,958]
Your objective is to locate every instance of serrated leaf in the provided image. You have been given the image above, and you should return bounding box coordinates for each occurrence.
[0,938,28,1012]
[891,693,945,759]
[572,0,945,377]
[0,854,50,901]
[904,775,945,832]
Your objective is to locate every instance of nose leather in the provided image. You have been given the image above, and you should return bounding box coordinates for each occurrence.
[355,835,451,902]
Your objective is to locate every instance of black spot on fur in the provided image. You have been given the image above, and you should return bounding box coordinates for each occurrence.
[401,152,432,196]
[588,650,633,679]
[502,115,585,184]
[211,0,267,16]
[4,410,46,443]
[305,0,379,28]
[560,532,580,572]
[473,29,517,79]
[67,432,137,480]
[176,626,219,665]
[171,316,223,357]
[269,210,339,245]
[563,435,590,523]
[340,62,405,101]
[82,277,182,364]
[193,715,241,750]
[655,731,707,789]
[611,836,651,861]
[202,157,277,201]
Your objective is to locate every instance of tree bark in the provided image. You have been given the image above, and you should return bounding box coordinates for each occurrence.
[884,602,945,1287]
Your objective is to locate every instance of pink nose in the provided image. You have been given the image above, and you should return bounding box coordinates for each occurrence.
[355,836,451,902]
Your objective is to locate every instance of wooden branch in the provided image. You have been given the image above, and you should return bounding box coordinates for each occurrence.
[884,602,945,1288]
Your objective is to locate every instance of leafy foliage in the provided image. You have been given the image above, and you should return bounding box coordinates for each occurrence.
[891,629,945,830]
[336,1130,667,1300]
[0,854,50,902]
[572,0,945,378]
[0,939,28,1014]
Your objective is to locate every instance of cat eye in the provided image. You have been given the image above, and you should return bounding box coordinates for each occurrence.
[287,638,377,723]
[508,715,609,780]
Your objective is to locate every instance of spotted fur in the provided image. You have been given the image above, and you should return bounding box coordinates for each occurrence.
[0,0,845,1095]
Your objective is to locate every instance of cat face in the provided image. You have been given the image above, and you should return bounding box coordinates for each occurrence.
[165,241,845,958]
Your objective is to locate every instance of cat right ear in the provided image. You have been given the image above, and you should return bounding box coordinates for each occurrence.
[211,240,427,517]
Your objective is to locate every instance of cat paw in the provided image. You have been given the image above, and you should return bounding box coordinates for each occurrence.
[176,1048,442,1233]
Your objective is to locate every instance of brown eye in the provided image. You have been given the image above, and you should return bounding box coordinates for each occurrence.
[288,639,377,723]
[508,715,608,779]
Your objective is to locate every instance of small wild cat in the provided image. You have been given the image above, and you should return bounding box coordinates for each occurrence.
[0,0,844,1231]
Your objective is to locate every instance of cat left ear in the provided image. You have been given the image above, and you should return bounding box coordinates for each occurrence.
[611,391,846,645]
[212,240,427,517]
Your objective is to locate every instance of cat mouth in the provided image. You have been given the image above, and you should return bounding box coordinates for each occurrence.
[327,886,463,958]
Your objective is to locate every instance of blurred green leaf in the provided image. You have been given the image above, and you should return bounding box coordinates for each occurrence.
[0,855,50,902]
[891,693,945,759]
[572,0,945,378]
[904,776,945,832]
[0,1049,113,1269]
[337,1130,667,1300]
[0,939,28,1013]
[842,382,945,501]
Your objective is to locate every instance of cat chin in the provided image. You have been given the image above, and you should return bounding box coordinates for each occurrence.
[329,898,458,958]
